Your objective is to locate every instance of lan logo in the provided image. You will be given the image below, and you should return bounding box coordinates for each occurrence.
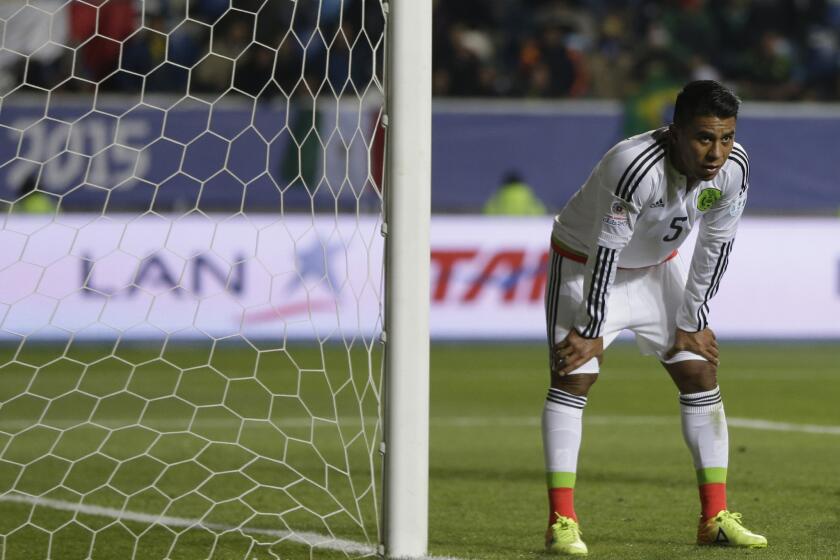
[245,240,343,324]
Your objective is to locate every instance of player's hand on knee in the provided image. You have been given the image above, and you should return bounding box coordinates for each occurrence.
[665,328,719,366]
[552,330,603,376]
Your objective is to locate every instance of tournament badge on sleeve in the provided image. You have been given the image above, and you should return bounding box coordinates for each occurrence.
[697,188,722,211]
[729,190,747,217]
[603,200,629,227]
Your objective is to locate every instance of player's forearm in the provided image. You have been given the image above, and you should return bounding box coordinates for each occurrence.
[677,237,736,332]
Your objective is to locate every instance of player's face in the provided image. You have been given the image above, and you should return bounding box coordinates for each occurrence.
[671,116,737,182]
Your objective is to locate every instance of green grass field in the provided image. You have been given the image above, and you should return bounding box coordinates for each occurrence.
[0,341,838,559]
[428,342,840,560]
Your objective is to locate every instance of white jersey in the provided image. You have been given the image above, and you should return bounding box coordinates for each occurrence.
[551,127,749,337]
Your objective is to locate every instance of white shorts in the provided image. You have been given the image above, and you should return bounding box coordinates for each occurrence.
[545,249,705,374]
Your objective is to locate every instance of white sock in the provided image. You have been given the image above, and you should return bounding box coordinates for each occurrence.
[679,386,729,470]
[542,388,587,473]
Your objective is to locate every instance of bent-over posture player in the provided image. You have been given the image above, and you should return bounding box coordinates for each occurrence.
[543,80,767,555]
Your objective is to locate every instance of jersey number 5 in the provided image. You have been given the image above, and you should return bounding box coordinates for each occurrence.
[663,216,688,242]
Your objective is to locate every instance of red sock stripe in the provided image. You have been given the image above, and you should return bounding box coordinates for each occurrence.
[699,483,727,521]
[548,487,577,524]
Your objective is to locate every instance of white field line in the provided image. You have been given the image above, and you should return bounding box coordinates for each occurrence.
[0,494,374,555]
[436,415,840,435]
[0,493,467,560]
[0,415,838,435]
[726,417,840,435]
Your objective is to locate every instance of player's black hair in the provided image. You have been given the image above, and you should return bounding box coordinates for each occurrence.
[672,80,740,127]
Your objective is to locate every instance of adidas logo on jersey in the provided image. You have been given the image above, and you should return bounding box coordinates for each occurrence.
[649,198,664,208]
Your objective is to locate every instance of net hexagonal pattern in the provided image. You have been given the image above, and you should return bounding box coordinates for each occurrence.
[0,0,386,557]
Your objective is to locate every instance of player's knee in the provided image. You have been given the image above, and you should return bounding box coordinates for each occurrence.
[692,360,718,387]
[551,372,598,396]
[666,360,717,393]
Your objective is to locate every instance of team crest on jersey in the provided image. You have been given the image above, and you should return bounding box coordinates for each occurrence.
[697,188,721,211]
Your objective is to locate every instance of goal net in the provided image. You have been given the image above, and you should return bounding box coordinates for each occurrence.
[0,0,390,557]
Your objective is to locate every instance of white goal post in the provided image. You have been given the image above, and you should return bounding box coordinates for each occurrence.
[382,0,432,558]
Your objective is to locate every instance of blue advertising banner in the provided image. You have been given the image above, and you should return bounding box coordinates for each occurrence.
[0,96,383,213]
[431,101,840,214]
[1,97,838,214]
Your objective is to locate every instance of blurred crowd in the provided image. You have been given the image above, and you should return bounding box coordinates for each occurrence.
[435,0,840,101]
[0,0,383,100]
[2,0,840,102]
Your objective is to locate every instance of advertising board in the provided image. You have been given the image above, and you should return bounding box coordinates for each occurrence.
[1,215,838,340]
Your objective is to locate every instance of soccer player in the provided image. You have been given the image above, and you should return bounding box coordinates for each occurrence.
[542,80,767,555]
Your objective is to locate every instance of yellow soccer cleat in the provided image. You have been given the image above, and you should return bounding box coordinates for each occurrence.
[546,515,588,556]
[697,510,768,548]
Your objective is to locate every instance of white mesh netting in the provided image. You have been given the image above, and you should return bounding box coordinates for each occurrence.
[0,0,387,558]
